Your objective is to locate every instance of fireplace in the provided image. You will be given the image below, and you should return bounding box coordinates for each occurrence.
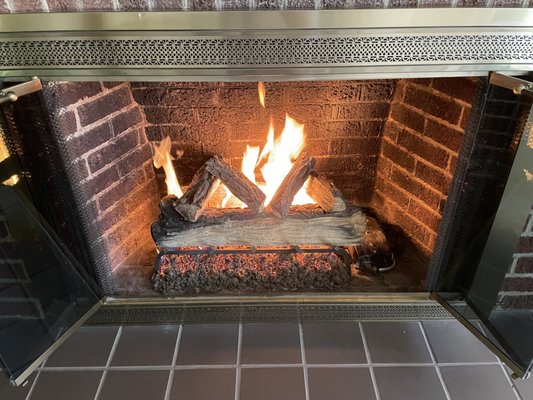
[1,8,533,384]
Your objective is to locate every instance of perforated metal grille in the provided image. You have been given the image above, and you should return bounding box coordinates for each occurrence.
[1,34,532,68]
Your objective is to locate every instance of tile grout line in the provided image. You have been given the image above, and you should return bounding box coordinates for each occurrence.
[234,322,243,400]
[93,325,122,400]
[359,322,381,400]
[164,324,183,400]
[24,357,47,400]
[476,321,523,400]
[418,321,452,400]
[298,322,310,400]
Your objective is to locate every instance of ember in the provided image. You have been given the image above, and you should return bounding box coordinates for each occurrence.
[153,251,350,294]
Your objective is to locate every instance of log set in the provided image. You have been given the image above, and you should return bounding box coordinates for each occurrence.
[174,165,219,222]
[306,173,346,213]
[153,195,366,248]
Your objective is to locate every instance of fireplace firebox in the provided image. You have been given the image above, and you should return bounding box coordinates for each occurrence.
[0,9,532,386]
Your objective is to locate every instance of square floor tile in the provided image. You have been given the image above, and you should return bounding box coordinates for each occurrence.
[111,325,179,366]
[99,370,169,400]
[422,321,497,363]
[0,373,35,400]
[169,369,235,400]
[374,366,447,400]
[46,325,119,367]
[362,322,432,364]
[514,374,533,399]
[176,324,238,365]
[30,371,102,400]
[303,322,366,364]
[308,367,375,400]
[241,323,301,364]
[441,365,517,400]
[240,368,305,400]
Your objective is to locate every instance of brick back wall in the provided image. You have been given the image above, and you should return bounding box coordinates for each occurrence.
[43,82,159,282]
[372,78,478,255]
[1,0,530,12]
[132,80,394,205]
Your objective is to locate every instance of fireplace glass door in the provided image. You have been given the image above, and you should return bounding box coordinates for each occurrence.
[0,186,102,387]
[432,73,533,379]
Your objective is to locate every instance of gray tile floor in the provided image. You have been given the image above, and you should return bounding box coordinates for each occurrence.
[1,320,532,400]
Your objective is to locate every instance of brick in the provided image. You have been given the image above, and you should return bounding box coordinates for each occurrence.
[152,0,186,9]
[219,0,252,9]
[404,86,463,125]
[71,158,90,181]
[323,0,347,8]
[335,103,390,120]
[98,202,127,233]
[424,118,464,153]
[79,0,115,10]
[11,0,45,12]
[375,179,410,208]
[306,139,331,156]
[98,167,147,211]
[281,104,335,121]
[388,0,417,7]
[407,200,441,232]
[314,155,377,175]
[84,166,120,196]
[49,82,102,109]
[55,110,78,138]
[494,0,522,6]
[448,155,458,174]
[456,0,488,6]
[221,85,283,107]
[87,129,139,174]
[376,157,393,178]
[78,87,132,127]
[382,120,402,141]
[517,236,533,253]
[397,129,450,169]
[286,0,317,8]
[382,139,416,172]
[0,1,8,13]
[68,121,113,154]
[515,257,533,273]
[306,120,383,139]
[256,0,284,9]
[47,0,81,11]
[500,277,533,292]
[415,161,451,194]
[390,206,433,250]
[359,82,395,101]
[116,143,153,177]
[111,107,144,136]
[431,78,479,104]
[133,87,219,107]
[499,295,533,310]
[329,138,381,156]
[116,0,150,10]
[390,167,442,209]
[143,106,195,125]
[417,0,453,7]
[285,84,362,104]
[389,103,425,132]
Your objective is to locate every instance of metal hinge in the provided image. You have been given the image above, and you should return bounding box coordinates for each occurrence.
[490,72,533,98]
[0,77,42,105]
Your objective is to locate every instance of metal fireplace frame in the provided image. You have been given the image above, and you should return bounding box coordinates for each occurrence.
[0,9,532,81]
[1,9,532,314]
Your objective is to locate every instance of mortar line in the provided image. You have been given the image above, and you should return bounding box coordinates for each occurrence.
[359,322,381,400]
[299,322,310,400]
[164,324,183,400]
[234,322,243,400]
[93,325,122,400]
[418,321,452,400]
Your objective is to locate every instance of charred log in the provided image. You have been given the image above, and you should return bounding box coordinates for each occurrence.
[307,174,346,213]
[174,165,219,222]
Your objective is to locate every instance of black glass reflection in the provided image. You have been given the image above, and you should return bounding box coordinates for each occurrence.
[0,185,100,385]
[434,82,533,377]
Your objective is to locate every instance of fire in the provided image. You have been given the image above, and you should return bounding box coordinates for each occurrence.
[152,136,183,198]
[258,82,266,108]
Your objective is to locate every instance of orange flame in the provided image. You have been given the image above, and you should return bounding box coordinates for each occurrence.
[152,136,183,198]
[258,82,266,108]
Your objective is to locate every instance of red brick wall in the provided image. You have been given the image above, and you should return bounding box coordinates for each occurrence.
[43,82,159,277]
[372,78,478,255]
[132,81,394,205]
[499,208,533,309]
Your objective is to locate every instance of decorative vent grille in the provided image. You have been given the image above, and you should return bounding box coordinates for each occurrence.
[1,34,532,68]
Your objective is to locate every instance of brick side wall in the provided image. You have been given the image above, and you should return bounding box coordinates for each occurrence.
[0,0,530,12]
[499,207,533,309]
[372,78,478,255]
[43,82,159,279]
[132,80,394,205]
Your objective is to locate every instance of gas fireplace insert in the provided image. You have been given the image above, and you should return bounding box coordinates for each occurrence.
[0,9,532,385]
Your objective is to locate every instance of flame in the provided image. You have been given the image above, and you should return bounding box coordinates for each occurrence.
[152,136,183,198]
[258,82,266,108]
